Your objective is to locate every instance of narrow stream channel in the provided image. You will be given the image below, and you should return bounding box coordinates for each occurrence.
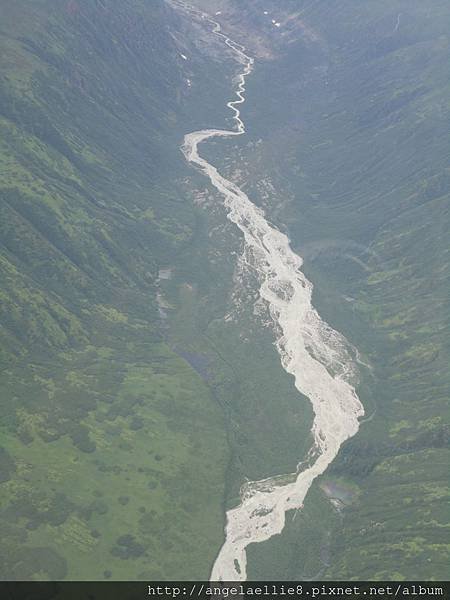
[179,5,365,581]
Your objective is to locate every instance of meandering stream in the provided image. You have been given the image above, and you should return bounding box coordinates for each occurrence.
[181,10,364,582]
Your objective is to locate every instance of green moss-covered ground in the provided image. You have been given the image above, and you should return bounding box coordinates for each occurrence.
[0,343,228,580]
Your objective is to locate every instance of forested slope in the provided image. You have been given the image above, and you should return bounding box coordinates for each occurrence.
[1,0,448,582]
[191,0,450,580]
[0,0,233,580]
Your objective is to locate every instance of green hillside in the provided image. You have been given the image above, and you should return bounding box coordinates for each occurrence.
[0,0,237,580]
[0,0,316,580]
[214,0,449,580]
[1,0,448,583]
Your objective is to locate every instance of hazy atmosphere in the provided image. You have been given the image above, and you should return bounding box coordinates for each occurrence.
[0,0,448,585]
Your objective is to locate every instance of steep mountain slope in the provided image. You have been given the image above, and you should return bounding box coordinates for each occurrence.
[0,0,238,580]
[187,0,450,580]
[1,0,448,582]
[1,0,317,580]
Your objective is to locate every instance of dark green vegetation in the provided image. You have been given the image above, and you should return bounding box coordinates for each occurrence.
[0,0,241,580]
[207,0,449,581]
[0,0,318,580]
[1,0,448,582]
